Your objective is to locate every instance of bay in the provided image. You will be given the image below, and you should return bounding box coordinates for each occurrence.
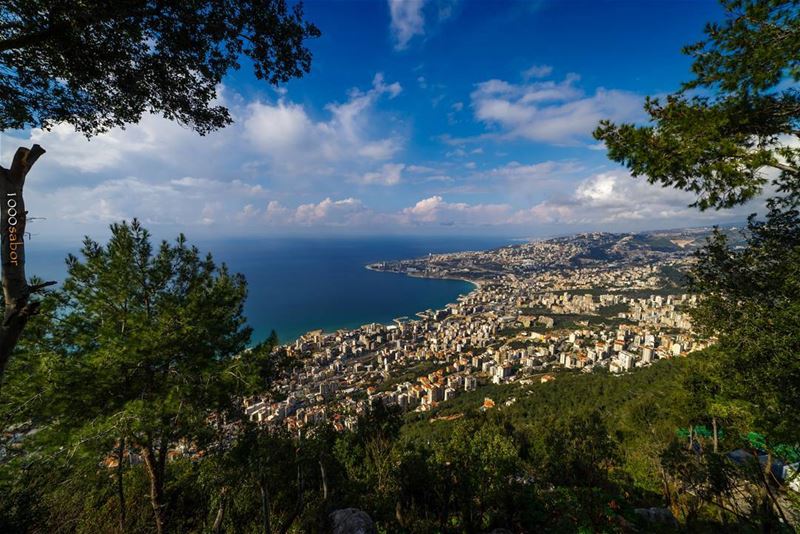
[26,235,512,344]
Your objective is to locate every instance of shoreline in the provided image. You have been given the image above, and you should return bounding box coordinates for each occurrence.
[365,262,483,290]
[280,263,481,343]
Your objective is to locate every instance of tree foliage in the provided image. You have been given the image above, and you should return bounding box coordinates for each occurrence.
[2,220,254,533]
[690,210,800,444]
[0,0,320,135]
[596,0,800,527]
[595,0,800,210]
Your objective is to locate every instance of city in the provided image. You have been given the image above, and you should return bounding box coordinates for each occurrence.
[245,229,719,434]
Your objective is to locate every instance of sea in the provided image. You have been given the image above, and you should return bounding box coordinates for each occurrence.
[26,236,513,344]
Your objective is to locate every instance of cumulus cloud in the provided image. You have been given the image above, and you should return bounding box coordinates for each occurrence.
[400,195,511,225]
[263,200,288,216]
[241,195,514,228]
[11,112,236,188]
[295,198,367,225]
[358,163,405,186]
[234,195,513,228]
[4,74,408,237]
[15,73,403,187]
[244,73,403,169]
[510,172,754,225]
[235,203,261,224]
[471,73,643,144]
[255,198,372,227]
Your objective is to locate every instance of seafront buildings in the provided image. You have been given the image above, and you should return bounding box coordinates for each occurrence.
[244,230,715,433]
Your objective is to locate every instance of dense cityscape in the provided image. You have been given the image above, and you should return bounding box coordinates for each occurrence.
[245,229,720,434]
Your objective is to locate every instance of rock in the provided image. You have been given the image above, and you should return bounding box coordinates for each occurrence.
[329,508,377,534]
[634,507,678,528]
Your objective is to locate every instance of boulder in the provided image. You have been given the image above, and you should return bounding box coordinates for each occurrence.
[329,508,377,534]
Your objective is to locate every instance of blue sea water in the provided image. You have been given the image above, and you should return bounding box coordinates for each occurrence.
[26,236,511,344]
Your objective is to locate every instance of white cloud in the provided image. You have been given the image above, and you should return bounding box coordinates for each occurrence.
[243,101,314,154]
[486,160,582,181]
[467,160,586,197]
[510,172,754,225]
[29,175,266,226]
[21,112,233,183]
[200,202,221,225]
[29,123,130,173]
[1,73,406,238]
[244,73,403,169]
[422,174,453,182]
[407,164,436,173]
[295,198,366,225]
[389,0,427,50]
[263,200,290,222]
[3,74,409,238]
[471,73,643,144]
[446,148,467,158]
[522,64,554,80]
[170,176,266,196]
[401,195,511,225]
[358,139,401,160]
[256,198,371,226]
[235,203,261,223]
[13,73,404,194]
[387,0,459,50]
[358,163,405,186]
[238,195,512,228]
[370,72,403,99]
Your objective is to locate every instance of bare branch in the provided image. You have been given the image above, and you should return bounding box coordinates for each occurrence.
[30,280,57,292]
[8,144,46,184]
[769,162,799,174]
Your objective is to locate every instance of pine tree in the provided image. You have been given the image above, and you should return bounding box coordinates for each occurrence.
[47,220,251,533]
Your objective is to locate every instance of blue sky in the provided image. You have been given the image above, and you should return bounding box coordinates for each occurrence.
[1,0,765,242]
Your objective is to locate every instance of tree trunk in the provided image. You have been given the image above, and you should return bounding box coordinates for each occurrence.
[0,145,52,386]
[296,444,304,510]
[319,459,328,501]
[758,449,789,526]
[117,438,127,532]
[712,417,718,453]
[212,487,228,534]
[143,445,167,534]
[395,500,405,528]
[259,479,272,534]
[660,467,674,512]
[275,454,304,534]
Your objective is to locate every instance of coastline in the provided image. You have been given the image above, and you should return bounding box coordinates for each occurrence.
[365,262,483,290]
[284,263,480,343]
